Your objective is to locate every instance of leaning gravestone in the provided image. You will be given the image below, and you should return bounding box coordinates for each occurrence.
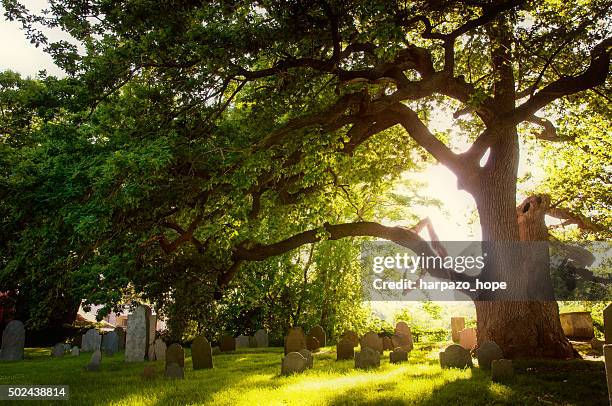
[114,327,126,351]
[255,329,269,347]
[166,343,185,368]
[52,343,65,357]
[337,337,355,361]
[491,359,513,382]
[309,325,326,347]
[440,344,472,369]
[604,304,612,344]
[390,347,408,364]
[360,331,383,353]
[81,329,101,352]
[459,328,477,350]
[342,330,359,347]
[71,346,80,356]
[281,352,308,375]
[125,305,151,362]
[299,349,313,369]
[85,349,101,372]
[355,347,380,369]
[220,335,236,352]
[284,327,307,355]
[101,331,119,355]
[475,340,503,370]
[154,339,167,361]
[451,317,465,342]
[192,335,213,370]
[236,335,249,348]
[306,336,320,352]
[0,321,25,361]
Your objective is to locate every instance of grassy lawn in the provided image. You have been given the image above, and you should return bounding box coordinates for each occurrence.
[0,343,607,405]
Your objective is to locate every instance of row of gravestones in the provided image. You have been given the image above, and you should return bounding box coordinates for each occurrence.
[440,340,513,381]
[222,329,269,351]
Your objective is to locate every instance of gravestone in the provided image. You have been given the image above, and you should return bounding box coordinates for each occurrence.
[591,337,604,352]
[355,347,380,369]
[360,331,383,353]
[336,337,355,360]
[63,343,71,352]
[52,343,65,357]
[491,359,514,382]
[309,325,326,347]
[154,339,167,361]
[559,312,594,339]
[284,327,307,355]
[71,346,80,356]
[382,336,394,351]
[166,343,185,368]
[255,329,269,347]
[212,346,221,355]
[451,317,465,342]
[220,335,236,352]
[390,347,408,364]
[342,330,359,347]
[604,304,612,344]
[440,344,472,369]
[125,305,151,362]
[114,327,126,351]
[101,331,119,355]
[81,329,101,352]
[475,340,503,370]
[299,349,313,369]
[192,335,213,370]
[236,335,249,348]
[85,349,102,372]
[142,365,156,380]
[147,314,157,359]
[165,362,184,379]
[248,336,258,348]
[393,322,413,352]
[604,345,612,405]
[306,336,320,352]
[459,328,477,350]
[281,352,308,375]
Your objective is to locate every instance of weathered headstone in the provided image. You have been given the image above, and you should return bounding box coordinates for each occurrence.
[284,327,307,355]
[382,336,394,351]
[281,352,308,375]
[360,331,383,353]
[559,311,594,339]
[165,362,184,379]
[491,359,514,382]
[114,327,126,351]
[192,335,213,370]
[85,349,102,371]
[125,305,151,362]
[451,317,466,342]
[299,349,313,369]
[165,343,185,368]
[81,329,101,352]
[52,343,65,357]
[142,365,156,380]
[393,322,413,352]
[220,335,236,352]
[475,340,503,370]
[236,335,249,348]
[154,339,167,361]
[440,344,472,369]
[212,346,221,355]
[342,330,359,347]
[390,347,408,364]
[147,314,157,359]
[604,344,612,405]
[604,304,612,344]
[101,331,119,355]
[306,336,320,352]
[248,336,258,348]
[355,347,380,369]
[63,343,71,352]
[395,321,411,336]
[71,346,80,356]
[336,337,355,361]
[309,325,326,347]
[254,329,269,347]
[459,328,477,350]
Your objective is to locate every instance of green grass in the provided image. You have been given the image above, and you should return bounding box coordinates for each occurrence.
[0,343,607,405]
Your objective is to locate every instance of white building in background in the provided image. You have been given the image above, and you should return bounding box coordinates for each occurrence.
[78,304,166,332]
